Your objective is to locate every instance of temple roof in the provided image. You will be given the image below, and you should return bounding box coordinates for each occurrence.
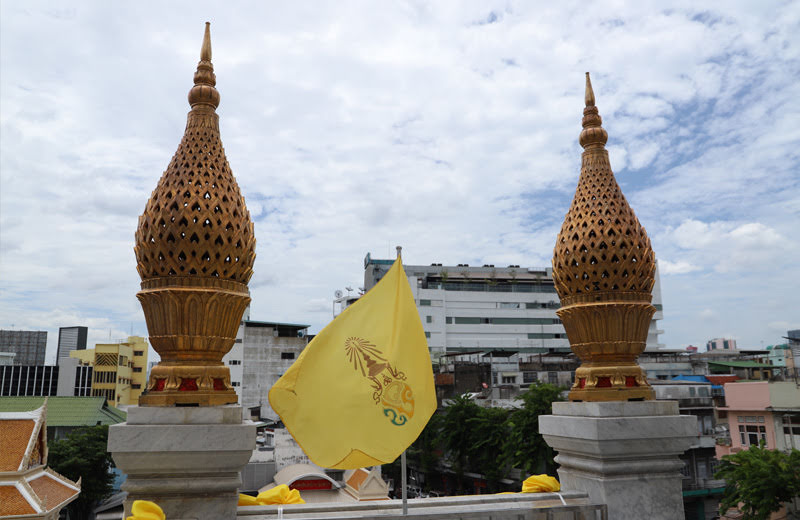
[0,403,80,517]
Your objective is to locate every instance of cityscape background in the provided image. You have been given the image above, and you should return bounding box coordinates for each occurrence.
[1,1,799,363]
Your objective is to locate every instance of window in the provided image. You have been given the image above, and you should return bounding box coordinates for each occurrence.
[523,372,538,383]
[132,384,141,389]
[739,425,766,447]
[425,332,431,338]
[502,376,516,384]
[699,387,709,397]
[133,367,142,373]
[445,317,452,324]
[232,381,240,387]
[234,338,243,343]
[228,359,242,365]
[426,316,433,323]
[499,302,520,309]
[689,387,696,397]
[134,351,144,357]
[419,299,431,306]
[281,352,295,360]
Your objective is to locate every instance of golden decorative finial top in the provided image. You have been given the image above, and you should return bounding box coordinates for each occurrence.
[584,72,595,107]
[579,72,607,149]
[189,22,219,109]
[201,22,212,62]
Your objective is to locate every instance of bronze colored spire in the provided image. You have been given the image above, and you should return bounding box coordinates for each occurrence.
[134,23,256,406]
[551,73,656,401]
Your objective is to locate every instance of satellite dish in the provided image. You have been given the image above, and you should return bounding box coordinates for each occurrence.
[334,290,343,299]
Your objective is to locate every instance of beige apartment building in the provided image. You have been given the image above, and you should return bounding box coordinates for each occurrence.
[70,336,149,407]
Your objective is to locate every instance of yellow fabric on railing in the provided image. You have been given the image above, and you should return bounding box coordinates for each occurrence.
[126,500,165,520]
[521,474,560,493]
[238,494,259,506]
[239,485,306,506]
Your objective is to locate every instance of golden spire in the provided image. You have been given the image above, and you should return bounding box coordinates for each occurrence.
[188,22,220,110]
[133,23,256,406]
[551,74,656,401]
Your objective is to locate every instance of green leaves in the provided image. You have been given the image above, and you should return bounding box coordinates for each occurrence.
[715,444,800,520]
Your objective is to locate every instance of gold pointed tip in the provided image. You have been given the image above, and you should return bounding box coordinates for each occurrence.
[585,72,595,107]
[201,22,212,62]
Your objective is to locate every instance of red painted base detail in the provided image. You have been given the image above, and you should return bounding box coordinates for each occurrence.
[179,378,198,391]
[213,378,226,391]
[596,377,612,388]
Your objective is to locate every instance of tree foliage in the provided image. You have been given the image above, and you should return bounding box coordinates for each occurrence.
[714,444,800,520]
[415,382,563,494]
[48,425,115,519]
[504,382,562,476]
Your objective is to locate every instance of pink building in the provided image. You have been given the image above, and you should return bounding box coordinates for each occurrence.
[716,381,800,458]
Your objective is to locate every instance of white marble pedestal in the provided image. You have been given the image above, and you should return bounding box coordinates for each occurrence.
[108,405,255,520]
[539,401,696,520]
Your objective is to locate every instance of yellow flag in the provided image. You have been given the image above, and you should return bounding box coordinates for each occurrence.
[269,255,436,469]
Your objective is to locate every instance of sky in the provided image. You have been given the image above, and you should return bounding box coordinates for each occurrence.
[1,1,798,363]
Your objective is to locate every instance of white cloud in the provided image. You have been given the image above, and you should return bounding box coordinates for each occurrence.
[659,259,699,275]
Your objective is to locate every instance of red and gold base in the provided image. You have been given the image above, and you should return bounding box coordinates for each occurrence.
[139,363,237,406]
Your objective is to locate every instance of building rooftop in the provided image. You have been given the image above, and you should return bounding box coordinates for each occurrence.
[0,396,126,426]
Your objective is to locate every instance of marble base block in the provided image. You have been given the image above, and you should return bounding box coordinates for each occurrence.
[108,405,256,520]
[539,401,696,520]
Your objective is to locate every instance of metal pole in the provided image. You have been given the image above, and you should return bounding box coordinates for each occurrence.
[401,450,408,515]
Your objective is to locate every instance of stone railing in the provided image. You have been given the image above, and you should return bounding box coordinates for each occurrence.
[236,492,607,519]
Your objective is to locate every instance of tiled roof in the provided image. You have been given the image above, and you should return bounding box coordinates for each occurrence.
[0,485,36,516]
[346,468,368,490]
[0,396,126,426]
[0,419,35,471]
[29,473,80,510]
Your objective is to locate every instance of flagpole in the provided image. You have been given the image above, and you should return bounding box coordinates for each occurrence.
[401,450,408,515]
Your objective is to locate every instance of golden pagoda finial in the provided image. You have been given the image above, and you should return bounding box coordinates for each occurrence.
[579,72,607,149]
[551,74,656,402]
[134,23,255,406]
[189,22,219,110]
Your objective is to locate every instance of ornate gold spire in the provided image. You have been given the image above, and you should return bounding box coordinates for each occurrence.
[134,23,256,406]
[551,73,656,401]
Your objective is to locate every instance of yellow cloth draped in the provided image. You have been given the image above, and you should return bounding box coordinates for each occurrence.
[521,474,561,493]
[126,500,165,520]
[239,485,305,506]
[269,255,436,469]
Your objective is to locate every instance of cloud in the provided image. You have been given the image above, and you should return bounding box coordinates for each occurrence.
[659,259,700,275]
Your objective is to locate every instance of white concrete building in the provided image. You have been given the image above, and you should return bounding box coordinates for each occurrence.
[363,254,665,360]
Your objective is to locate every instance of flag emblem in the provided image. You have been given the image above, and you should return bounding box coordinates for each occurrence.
[344,336,415,426]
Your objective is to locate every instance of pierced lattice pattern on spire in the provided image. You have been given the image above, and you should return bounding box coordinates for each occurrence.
[552,73,655,306]
[134,114,256,283]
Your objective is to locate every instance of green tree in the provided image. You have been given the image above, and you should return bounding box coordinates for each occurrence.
[466,406,510,491]
[437,394,481,493]
[48,425,115,519]
[505,382,563,477]
[714,444,800,520]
